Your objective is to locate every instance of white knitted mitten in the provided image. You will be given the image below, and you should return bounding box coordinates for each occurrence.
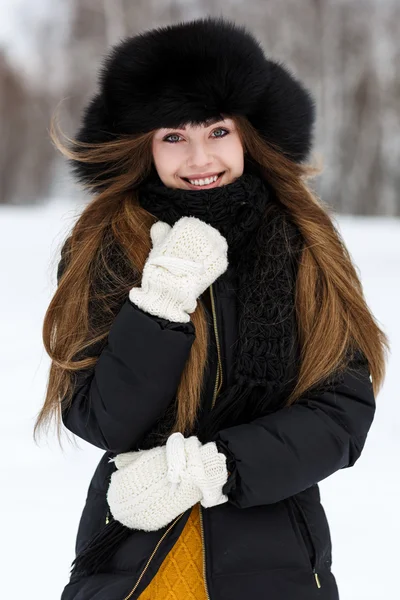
[129,216,228,323]
[107,432,229,532]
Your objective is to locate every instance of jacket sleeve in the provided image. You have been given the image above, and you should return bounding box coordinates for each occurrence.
[57,242,196,454]
[213,357,375,508]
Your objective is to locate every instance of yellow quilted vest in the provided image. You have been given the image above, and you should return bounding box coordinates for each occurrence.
[138,502,207,599]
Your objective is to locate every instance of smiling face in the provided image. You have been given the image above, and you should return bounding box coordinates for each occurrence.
[151,117,244,189]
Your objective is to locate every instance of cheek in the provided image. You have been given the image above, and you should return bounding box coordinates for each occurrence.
[152,144,180,177]
[222,136,244,169]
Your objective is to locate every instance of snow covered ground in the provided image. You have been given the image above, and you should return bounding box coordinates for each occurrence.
[1,200,398,599]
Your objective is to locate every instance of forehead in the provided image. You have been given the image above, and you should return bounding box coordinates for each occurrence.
[157,116,234,133]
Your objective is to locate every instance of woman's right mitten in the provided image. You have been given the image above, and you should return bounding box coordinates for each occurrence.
[129,216,228,322]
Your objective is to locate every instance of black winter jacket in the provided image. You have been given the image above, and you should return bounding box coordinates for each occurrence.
[59,259,375,600]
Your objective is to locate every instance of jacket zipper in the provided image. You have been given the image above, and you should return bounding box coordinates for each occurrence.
[210,282,223,410]
[122,512,186,600]
[199,281,223,600]
[289,496,322,589]
[121,282,222,600]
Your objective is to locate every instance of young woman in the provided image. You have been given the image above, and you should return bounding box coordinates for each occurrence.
[35,17,388,600]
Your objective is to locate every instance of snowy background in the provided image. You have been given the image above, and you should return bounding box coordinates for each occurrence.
[1,202,398,599]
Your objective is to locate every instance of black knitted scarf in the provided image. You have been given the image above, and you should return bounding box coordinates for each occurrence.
[137,169,304,440]
[69,169,304,579]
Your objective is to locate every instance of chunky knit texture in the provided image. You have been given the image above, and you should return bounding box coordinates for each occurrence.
[129,216,228,323]
[138,170,305,441]
[107,433,229,531]
[138,170,269,263]
[138,503,207,600]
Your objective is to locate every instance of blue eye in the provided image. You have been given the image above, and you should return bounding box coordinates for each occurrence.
[212,127,229,138]
[163,127,229,143]
[164,134,181,143]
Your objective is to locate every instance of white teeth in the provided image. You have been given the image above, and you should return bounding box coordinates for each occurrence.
[188,174,219,186]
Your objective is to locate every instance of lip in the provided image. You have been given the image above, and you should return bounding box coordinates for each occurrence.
[180,171,225,189]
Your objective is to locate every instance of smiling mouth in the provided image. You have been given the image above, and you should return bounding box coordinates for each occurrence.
[181,171,225,188]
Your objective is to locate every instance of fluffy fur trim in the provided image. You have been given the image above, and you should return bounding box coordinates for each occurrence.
[72,16,315,186]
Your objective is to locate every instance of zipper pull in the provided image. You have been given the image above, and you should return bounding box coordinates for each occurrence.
[313,569,321,588]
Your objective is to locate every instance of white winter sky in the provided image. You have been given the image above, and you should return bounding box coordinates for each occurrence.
[0,0,71,87]
[0,0,57,54]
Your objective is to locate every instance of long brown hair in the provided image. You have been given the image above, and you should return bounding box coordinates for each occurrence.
[33,112,389,446]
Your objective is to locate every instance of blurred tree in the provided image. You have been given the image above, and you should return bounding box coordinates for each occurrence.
[0,0,398,214]
[0,51,53,204]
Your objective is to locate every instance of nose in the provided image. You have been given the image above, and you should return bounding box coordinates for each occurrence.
[187,141,212,169]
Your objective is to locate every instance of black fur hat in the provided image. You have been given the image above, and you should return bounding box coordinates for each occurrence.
[72,16,316,187]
